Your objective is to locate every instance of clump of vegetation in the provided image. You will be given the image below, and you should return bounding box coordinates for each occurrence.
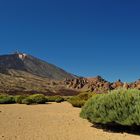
[68,92,93,108]
[55,97,64,103]
[68,97,86,108]
[62,96,72,101]
[0,94,67,105]
[80,89,140,126]
[14,95,27,104]
[0,95,15,104]
[22,98,33,105]
[46,95,64,103]
[22,94,47,105]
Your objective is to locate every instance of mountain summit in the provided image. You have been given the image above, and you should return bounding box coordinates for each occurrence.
[0,52,76,80]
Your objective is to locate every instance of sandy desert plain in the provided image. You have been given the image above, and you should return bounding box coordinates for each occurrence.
[0,102,140,140]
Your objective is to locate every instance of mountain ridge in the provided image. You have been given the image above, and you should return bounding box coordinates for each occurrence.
[0,52,76,80]
[0,52,140,95]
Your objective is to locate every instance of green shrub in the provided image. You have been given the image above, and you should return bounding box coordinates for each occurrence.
[55,97,64,103]
[0,95,15,104]
[78,92,93,100]
[14,95,27,104]
[68,96,86,108]
[46,95,64,103]
[62,96,72,101]
[22,98,33,105]
[80,89,140,126]
[68,92,93,108]
[30,94,47,104]
[22,94,47,105]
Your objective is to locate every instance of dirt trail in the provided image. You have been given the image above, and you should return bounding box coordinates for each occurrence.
[0,102,140,140]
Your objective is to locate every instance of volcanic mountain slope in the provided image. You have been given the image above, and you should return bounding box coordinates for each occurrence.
[0,70,78,96]
[0,52,76,80]
[0,52,79,95]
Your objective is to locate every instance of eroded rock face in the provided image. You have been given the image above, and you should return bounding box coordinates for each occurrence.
[123,82,129,89]
[131,80,140,89]
[64,76,113,93]
[111,79,124,89]
[64,77,88,89]
[64,76,140,93]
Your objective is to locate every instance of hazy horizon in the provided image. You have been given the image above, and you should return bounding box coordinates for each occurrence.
[0,0,140,82]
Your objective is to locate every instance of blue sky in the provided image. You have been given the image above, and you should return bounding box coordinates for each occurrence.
[0,0,140,82]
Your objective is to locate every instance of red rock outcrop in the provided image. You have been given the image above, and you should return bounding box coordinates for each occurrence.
[64,76,113,93]
[64,76,140,94]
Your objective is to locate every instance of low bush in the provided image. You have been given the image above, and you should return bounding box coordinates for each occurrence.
[68,92,93,108]
[68,96,86,108]
[0,95,15,104]
[22,94,47,105]
[62,96,72,101]
[78,92,93,100]
[55,97,64,103]
[14,95,27,104]
[22,98,33,105]
[80,89,140,126]
[46,95,64,103]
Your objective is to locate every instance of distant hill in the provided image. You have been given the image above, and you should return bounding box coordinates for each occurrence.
[0,52,76,80]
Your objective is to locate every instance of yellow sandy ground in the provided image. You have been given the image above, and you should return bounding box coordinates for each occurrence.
[0,102,140,140]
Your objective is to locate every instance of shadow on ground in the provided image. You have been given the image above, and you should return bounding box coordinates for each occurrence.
[92,124,140,136]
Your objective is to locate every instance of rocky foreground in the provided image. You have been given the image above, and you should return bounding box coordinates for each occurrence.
[0,102,140,140]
